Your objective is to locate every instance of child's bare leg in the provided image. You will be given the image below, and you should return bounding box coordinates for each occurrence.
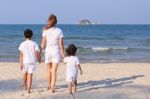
[23,73,27,91]
[72,80,77,93]
[27,73,32,93]
[68,82,72,94]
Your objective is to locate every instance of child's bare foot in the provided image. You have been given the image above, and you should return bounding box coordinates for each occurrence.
[72,90,76,93]
[24,84,27,90]
[72,86,76,93]
[47,86,51,90]
[68,91,72,94]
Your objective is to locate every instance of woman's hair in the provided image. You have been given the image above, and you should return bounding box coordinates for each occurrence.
[24,29,33,38]
[45,14,57,30]
[66,44,77,56]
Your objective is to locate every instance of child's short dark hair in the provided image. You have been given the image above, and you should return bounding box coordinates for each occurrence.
[24,29,33,38]
[66,44,77,56]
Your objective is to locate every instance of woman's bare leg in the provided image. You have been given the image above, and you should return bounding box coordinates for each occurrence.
[27,73,32,93]
[47,63,52,90]
[51,63,58,92]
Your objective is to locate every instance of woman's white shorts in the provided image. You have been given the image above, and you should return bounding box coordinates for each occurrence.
[45,49,61,64]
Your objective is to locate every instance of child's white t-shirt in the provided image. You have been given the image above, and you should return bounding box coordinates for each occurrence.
[42,27,63,51]
[19,40,39,64]
[64,56,80,81]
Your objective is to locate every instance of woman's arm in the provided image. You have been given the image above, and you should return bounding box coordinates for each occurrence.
[41,36,46,49]
[59,37,65,58]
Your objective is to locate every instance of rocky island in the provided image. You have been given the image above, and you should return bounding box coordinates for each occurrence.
[79,19,92,25]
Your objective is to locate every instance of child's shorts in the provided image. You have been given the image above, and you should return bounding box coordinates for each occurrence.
[23,63,36,73]
[66,75,78,82]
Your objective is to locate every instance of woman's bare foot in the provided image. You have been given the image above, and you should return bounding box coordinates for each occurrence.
[28,90,31,94]
[50,89,55,93]
[72,90,76,93]
[49,87,55,93]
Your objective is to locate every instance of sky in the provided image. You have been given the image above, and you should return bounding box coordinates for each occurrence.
[0,0,150,24]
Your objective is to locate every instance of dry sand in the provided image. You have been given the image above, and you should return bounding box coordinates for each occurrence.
[0,62,150,99]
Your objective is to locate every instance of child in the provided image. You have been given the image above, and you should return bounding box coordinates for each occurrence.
[63,44,83,94]
[19,29,41,93]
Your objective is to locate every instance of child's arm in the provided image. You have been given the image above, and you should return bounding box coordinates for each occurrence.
[77,64,83,75]
[19,51,23,70]
[63,57,67,64]
[36,50,41,63]
[35,43,42,63]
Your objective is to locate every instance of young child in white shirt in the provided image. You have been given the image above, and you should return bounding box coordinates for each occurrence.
[64,44,83,94]
[19,29,41,93]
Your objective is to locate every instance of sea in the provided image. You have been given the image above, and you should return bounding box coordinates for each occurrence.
[0,24,150,63]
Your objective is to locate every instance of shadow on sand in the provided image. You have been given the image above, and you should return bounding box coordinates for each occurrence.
[37,75,150,99]
[0,79,22,92]
[58,75,144,92]
[0,75,144,94]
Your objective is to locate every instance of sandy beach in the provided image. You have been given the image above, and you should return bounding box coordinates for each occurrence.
[0,62,150,99]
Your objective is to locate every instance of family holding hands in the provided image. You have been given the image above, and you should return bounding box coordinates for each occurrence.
[19,14,83,94]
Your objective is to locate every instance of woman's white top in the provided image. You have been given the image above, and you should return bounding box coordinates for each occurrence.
[42,27,63,52]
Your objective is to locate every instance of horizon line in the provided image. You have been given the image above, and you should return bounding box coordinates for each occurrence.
[0,23,150,25]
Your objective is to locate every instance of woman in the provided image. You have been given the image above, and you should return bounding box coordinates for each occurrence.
[41,14,65,93]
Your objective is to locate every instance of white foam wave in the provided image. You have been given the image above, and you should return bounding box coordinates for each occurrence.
[92,47,110,51]
[92,47,129,51]
[112,47,129,50]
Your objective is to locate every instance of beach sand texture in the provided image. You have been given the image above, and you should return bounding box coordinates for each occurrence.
[0,62,150,99]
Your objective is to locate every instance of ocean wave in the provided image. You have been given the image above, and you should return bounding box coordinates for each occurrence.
[78,46,150,52]
[0,35,22,39]
[144,39,150,42]
[92,47,110,51]
[64,36,125,40]
[130,47,150,51]
[143,39,150,45]
[65,36,103,40]
[91,47,129,51]
[109,36,125,40]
